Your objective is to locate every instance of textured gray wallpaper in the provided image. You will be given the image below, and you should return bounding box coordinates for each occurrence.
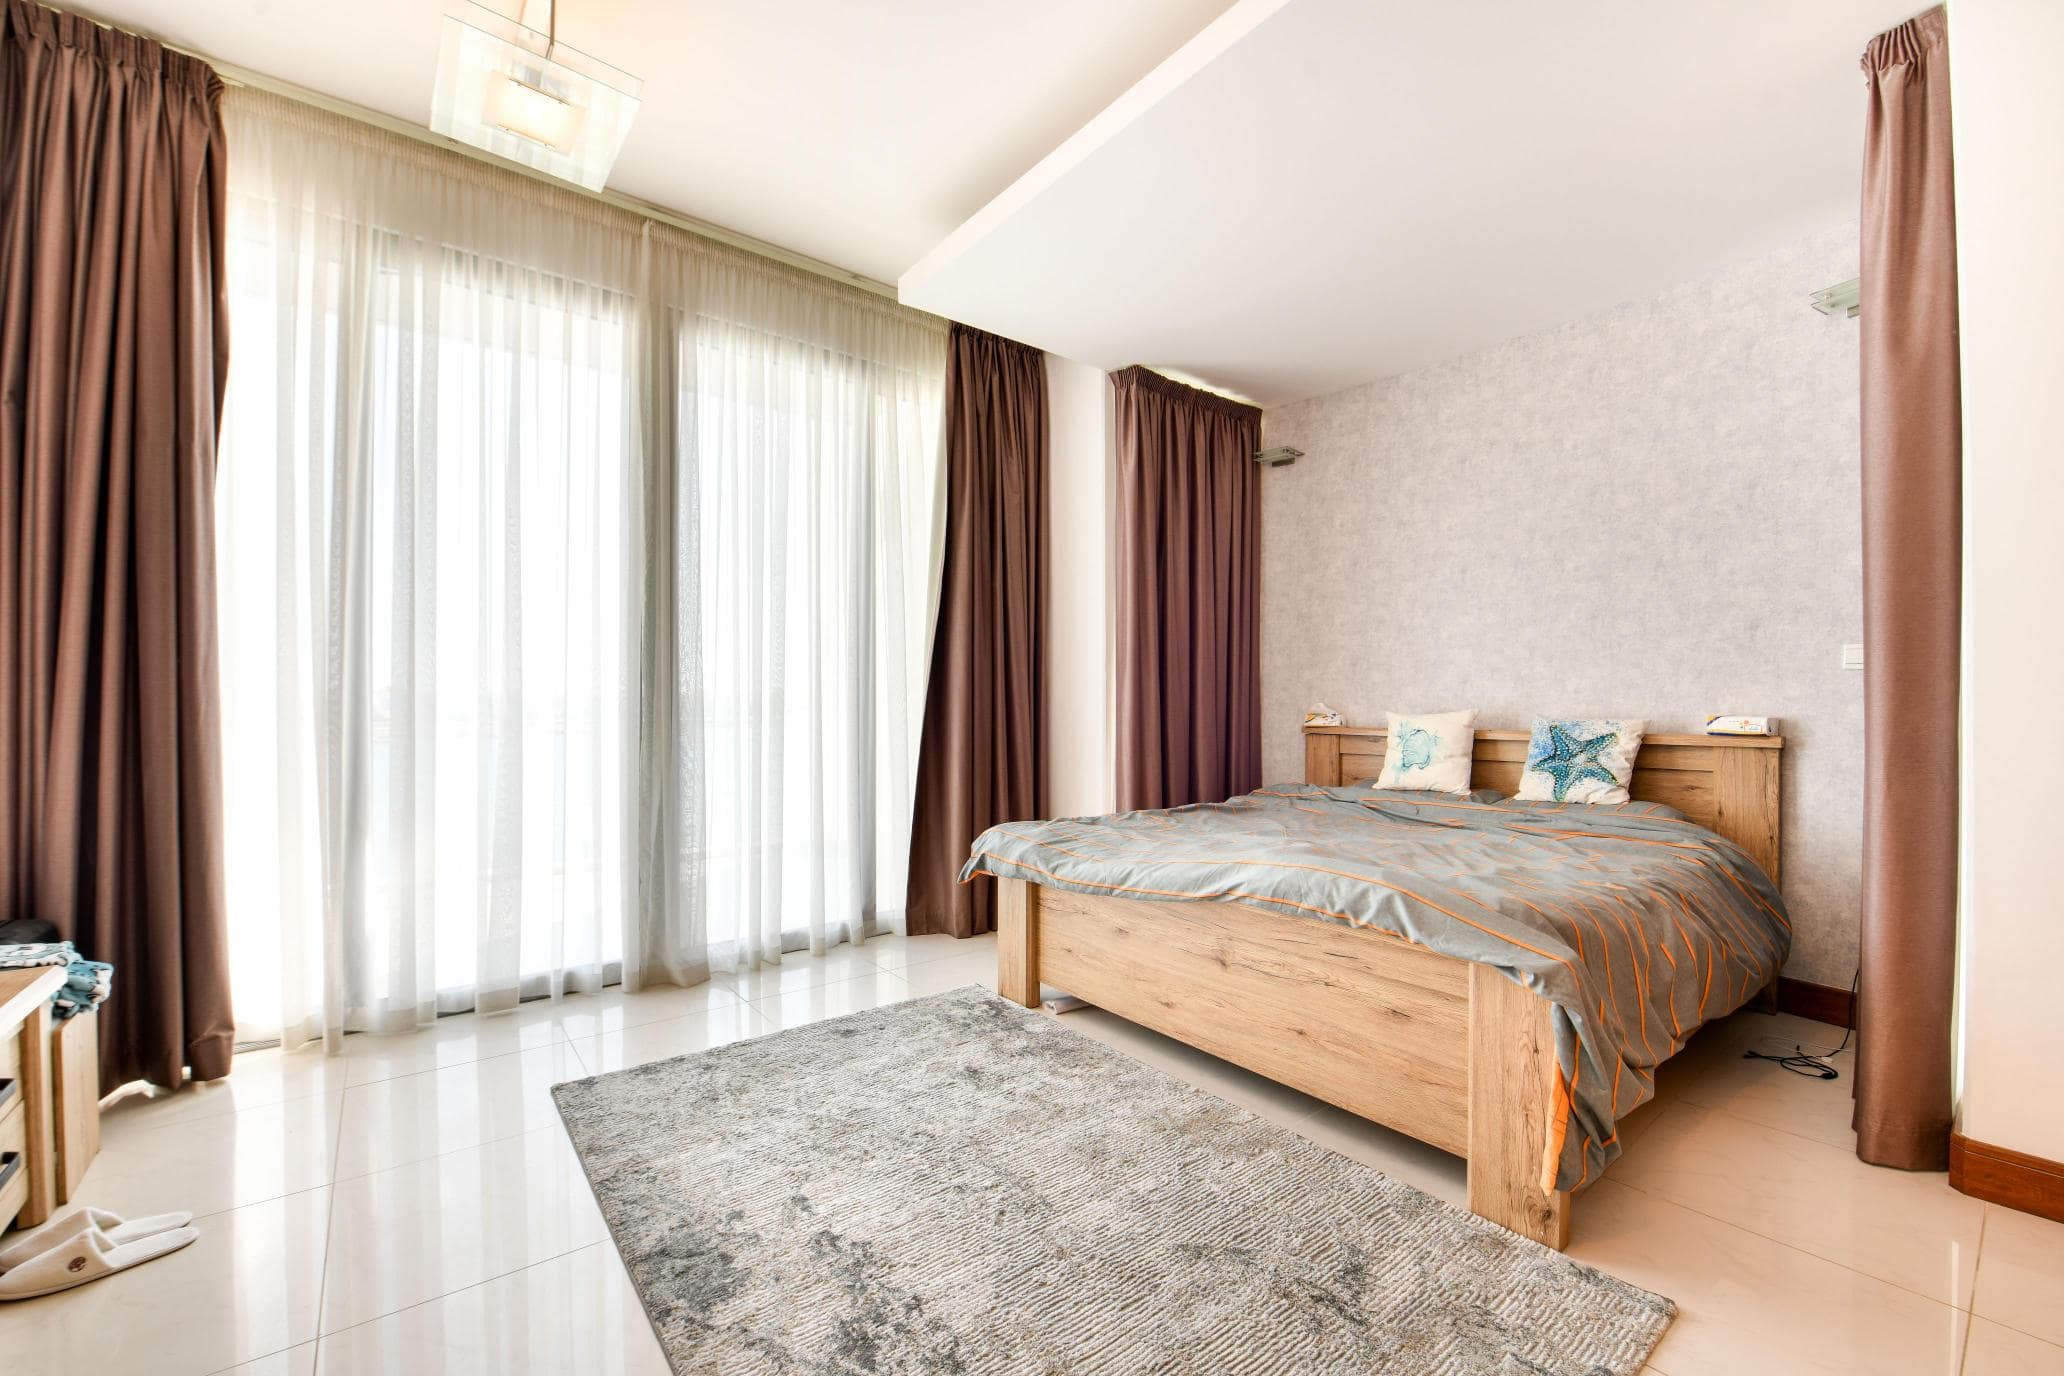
[1260,224,1862,986]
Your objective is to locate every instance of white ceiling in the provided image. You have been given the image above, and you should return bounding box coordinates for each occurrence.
[901,0,1919,405]
[70,0,1233,284]
[73,0,1917,407]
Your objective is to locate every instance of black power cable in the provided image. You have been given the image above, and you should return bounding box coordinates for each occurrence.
[1742,966,1859,1080]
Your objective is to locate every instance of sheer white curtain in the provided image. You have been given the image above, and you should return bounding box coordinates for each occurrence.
[217,91,944,1048]
[218,94,642,1045]
[637,249,946,981]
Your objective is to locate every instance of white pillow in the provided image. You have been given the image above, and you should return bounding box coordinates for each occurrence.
[1516,718,1647,804]
[1375,710,1477,794]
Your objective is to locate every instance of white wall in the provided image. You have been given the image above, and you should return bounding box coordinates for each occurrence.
[1260,225,1865,986]
[1045,354,1117,817]
[1952,0,2064,1163]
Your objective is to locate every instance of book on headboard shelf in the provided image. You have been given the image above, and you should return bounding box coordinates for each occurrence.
[1704,715,1778,737]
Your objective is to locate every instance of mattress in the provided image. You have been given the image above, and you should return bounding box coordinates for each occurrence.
[962,785,1791,1192]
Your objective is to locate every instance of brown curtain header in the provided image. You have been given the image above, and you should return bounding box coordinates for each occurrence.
[2,0,220,95]
[1861,4,1946,74]
[1109,366,1261,424]
[957,324,1045,374]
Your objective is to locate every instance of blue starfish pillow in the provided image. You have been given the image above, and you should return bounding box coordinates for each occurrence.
[1375,709,1476,794]
[1517,718,1647,804]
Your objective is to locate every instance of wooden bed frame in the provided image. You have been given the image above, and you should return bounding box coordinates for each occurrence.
[995,724,1784,1249]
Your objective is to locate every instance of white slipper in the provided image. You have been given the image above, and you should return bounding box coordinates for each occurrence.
[0,1224,198,1300]
[0,1207,194,1272]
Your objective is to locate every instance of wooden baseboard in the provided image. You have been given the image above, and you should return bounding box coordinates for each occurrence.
[1950,1133,2064,1224]
[1776,976,1855,1029]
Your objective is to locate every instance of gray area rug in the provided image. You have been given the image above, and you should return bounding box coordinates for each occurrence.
[554,986,1673,1375]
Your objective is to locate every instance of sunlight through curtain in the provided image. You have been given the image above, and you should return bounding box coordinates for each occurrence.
[216,90,943,1049]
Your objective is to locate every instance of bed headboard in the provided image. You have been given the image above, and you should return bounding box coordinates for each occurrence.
[1302,725,1784,882]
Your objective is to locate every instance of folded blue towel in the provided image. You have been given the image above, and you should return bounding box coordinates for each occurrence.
[0,942,73,969]
[0,944,112,1020]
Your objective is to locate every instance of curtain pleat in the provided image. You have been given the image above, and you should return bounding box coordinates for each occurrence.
[1111,367,1260,813]
[904,325,1046,939]
[0,0,235,1089]
[1855,4,1960,1172]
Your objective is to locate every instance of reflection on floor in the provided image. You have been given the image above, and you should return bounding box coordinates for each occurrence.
[1,931,2056,1375]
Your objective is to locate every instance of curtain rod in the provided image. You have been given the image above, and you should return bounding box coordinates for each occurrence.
[136,28,908,305]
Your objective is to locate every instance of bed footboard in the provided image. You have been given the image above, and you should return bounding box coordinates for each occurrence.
[994,876,1572,1249]
[998,876,1040,1009]
[1467,963,1571,1248]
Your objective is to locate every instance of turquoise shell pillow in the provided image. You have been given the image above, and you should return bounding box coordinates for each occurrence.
[1375,709,1476,794]
[1516,718,1647,804]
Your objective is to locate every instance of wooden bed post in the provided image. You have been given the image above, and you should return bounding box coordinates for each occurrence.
[997,877,1041,1007]
[1467,965,1570,1249]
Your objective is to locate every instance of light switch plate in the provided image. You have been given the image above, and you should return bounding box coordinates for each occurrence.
[1841,642,1864,671]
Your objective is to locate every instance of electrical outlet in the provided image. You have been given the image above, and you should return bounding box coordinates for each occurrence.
[1841,643,1864,671]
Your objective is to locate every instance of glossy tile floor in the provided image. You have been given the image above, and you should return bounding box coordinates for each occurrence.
[3,932,2059,1375]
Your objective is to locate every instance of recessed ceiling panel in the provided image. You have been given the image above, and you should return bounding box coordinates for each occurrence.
[900,0,1916,405]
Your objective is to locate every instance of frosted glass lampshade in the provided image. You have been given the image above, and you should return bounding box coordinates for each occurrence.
[430,1,641,192]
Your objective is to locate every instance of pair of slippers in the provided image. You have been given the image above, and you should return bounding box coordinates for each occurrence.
[0,1207,197,1300]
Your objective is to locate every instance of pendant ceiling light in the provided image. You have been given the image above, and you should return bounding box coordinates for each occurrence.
[430,0,642,192]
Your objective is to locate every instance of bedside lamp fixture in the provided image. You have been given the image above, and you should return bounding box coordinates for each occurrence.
[430,0,642,192]
[1810,277,1861,318]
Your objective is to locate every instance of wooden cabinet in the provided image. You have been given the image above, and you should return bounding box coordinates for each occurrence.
[0,967,64,1232]
[53,1010,100,1204]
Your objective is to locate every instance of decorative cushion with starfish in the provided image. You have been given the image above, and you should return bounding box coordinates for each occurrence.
[1516,718,1647,804]
[1375,708,1477,794]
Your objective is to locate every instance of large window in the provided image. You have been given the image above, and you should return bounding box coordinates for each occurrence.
[216,91,943,1047]
[689,312,942,968]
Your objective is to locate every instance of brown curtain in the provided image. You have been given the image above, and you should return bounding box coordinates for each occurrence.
[1,0,234,1089]
[904,325,1046,938]
[1856,5,1959,1172]
[1111,366,1261,812]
